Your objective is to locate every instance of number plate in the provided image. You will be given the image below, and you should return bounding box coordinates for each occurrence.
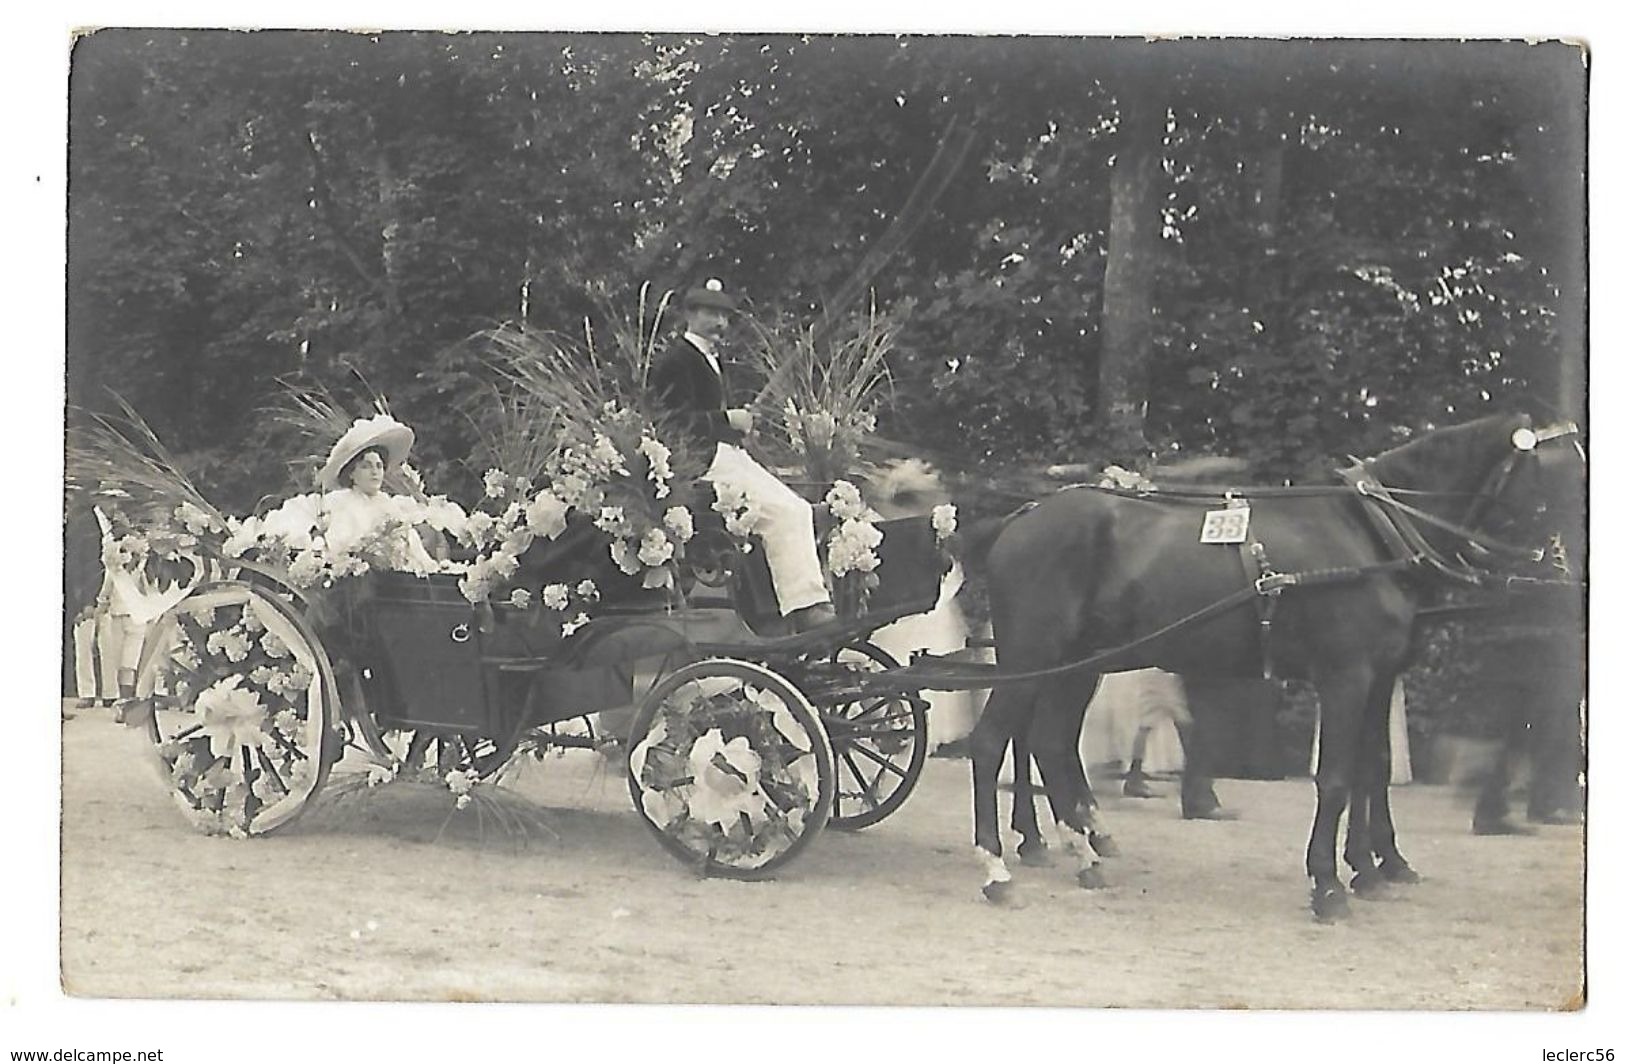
[1200,506,1251,544]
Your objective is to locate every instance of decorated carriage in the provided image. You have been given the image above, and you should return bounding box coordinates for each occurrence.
[89,298,966,879]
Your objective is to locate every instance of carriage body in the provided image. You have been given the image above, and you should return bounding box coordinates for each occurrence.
[131,513,952,876]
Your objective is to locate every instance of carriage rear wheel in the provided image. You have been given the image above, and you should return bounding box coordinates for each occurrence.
[626,658,834,878]
[132,581,341,836]
[819,642,930,831]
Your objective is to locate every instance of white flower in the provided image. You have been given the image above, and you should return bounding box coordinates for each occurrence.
[574,579,599,602]
[286,550,325,589]
[542,583,571,611]
[464,511,497,546]
[637,527,674,568]
[639,435,673,491]
[444,769,476,797]
[552,473,592,508]
[175,501,220,535]
[489,549,520,579]
[525,491,570,539]
[595,506,627,534]
[259,494,325,550]
[825,480,869,522]
[508,587,533,609]
[931,503,958,542]
[609,539,641,576]
[828,519,884,576]
[206,628,253,663]
[591,434,629,475]
[195,675,269,760]
[662,505,695,543]
[684,728,769,829]
[260,629,291,659]
[483,468,511,499]
[561,613,591,637]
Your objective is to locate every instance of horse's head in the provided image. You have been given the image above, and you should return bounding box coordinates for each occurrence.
[1478,420,1587,574]
[1358,413,1585,573]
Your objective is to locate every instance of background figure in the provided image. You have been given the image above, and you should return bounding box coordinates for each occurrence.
[1083,669,1228,818]
[1471,609,1583,834]
[868,562,983,751]
[864,457,982,751]
[65,504,111,709]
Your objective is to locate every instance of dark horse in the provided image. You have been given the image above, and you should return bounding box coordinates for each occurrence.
[968,413,1582,920]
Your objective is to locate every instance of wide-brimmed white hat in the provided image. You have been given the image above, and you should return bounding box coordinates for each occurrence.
[318,414,415,491]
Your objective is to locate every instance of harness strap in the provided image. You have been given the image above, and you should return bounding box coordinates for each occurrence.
[862,555,1413,696]
[1233,505,1281,679]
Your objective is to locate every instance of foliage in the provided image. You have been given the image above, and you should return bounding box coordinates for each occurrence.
[744,298,896,487]
[68,34,1584,739]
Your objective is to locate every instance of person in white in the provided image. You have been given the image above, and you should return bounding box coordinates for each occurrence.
[315,414,443,574]
[651,280,835,631]
[73,500,201,707]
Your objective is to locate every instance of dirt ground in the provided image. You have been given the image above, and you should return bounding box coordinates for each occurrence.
[58,708,1584,1009]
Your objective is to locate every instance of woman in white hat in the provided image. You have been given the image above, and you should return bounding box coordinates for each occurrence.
[317,414,442,574]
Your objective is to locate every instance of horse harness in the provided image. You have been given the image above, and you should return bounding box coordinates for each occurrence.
[1172,421,1579,679]
[878,423,1581,694]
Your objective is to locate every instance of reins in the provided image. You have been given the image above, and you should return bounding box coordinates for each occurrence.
[854,556,1419,695]
[868,422,1580,696]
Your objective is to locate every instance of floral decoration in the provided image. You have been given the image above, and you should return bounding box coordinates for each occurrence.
[146,595,323,836]
[629,675,824,870]
[824,480,885,613]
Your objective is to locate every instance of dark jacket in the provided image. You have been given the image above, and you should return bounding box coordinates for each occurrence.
[650,334,744,452]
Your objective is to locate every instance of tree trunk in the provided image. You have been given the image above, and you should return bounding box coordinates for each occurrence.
[1098,88,1160,458]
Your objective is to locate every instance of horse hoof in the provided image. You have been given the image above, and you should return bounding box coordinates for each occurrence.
[1017,841,1052,867]
[1077,865,1108,890]
[1379,859,1423,885]
[1183,806,1238,822]
[1311,886,1350,923]
[1089,833,1120,859]
[982,879,1015,904]
[1350,871,1388,899]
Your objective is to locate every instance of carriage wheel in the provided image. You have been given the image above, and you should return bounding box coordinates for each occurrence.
[820,642,930,831]
[626,659,835,879]
[132,581,341,837]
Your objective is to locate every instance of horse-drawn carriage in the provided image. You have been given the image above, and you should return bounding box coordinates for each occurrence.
[131,507,953,877]
[124,411,1582,919]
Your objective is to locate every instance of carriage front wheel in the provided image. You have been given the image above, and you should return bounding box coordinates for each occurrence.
[131,580,341,837]
[820,642,930,831]
[626,658,835,878]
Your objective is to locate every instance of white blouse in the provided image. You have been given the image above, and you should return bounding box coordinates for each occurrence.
[320,488,440,575]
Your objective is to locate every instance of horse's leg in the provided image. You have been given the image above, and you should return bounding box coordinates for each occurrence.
[1175,710,1231,821]
[1065,674,1117,856]
[1010,723,1049,866]
[970,686,1025,901]
[1365,673,1423,884]
[1345,671,1394,897]
[1028,679,1109,889]
[1306,667,1371,922]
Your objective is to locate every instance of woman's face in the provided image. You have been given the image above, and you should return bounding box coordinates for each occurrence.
[346,449,387,496]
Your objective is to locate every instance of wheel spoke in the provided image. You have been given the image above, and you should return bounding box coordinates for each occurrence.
[837,744,881,813]
[846,739,908,780]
